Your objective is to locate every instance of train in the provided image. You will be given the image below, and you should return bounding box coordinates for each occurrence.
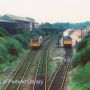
[63,30,73,49]
[63,35,72,49]
[30,36,43,49]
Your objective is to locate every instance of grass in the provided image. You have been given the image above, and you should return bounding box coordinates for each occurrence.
[48,58,61,77]
[70,32,90,90]
[5,51,35,90]
[71,62,90,90]
[0,49,27,71]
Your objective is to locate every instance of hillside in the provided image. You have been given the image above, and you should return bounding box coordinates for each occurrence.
[71,32,90,90]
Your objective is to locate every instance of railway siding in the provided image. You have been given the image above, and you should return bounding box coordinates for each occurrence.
[3,50,37,90]
[3,35,72,90]
[48,51,72,90]
[32,39,53,90]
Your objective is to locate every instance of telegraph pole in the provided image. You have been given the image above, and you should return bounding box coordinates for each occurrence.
[81,28,83,41]
[58,27,60,48]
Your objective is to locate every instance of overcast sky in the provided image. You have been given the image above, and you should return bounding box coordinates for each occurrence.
[0,0,90,23]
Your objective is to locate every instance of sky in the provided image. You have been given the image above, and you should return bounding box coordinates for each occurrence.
[0,0,90,23]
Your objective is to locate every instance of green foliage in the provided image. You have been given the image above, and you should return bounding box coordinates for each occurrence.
[0,27,9,36]
[14,34,29,48]
[72,46,90,66]
[5,37,23,54]
[40,23,59,35]
[48,59,61,77]
[0,38,8,63]
[72,32,90,66]
[0,31,5,37]
[31,29,45,37]
[52,21,90,30]
[72,52,81,67]
[14,29,32,49]
[52,22,70,31]
[7,54,15,62]
[71,62,90,90]
[0,37,23,64]
[0,63,8,71]
[85,31,90,38]
[40,23,53,28]
[76,38,88,52]
[71,32,90,90]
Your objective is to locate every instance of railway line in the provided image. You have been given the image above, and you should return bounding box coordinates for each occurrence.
[32,38,53,90]
[3,36,54,90]
[48,50,72,90]
[17,49,42,90]
[3,35,72,90]
[17,38,52,90]
[3,50,37,90]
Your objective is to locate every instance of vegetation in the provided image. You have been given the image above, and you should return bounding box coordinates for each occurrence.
[0,28,26,70]
[71,32,90,90]
[0,25,59,71]
[72,32,90,66]
[48,59,61,77]
[0,27,9,36]
[31,28,46,37]
[71,62,90,90]
[40,23,59,35]
[52,21,90,30]
[0,37,23,63]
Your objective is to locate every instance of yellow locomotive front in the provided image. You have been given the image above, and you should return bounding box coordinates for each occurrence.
[30,36,43,49]
[63,35,72,49]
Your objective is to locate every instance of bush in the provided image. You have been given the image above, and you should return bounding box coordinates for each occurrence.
[7,54,15,63]
[72,46,90,66]
[5,37,23,54]
[31,29,45,37]
[0,38,8,63]
[85,31,90,38]
[0,27,9,36]
[15,29,32,48]
[0,37,23,63]
[76,38,88,52]
[72,32,90,66]
[72,52,81,67]
[71,62,90,90]
[14,34,28,48]
[0,31,6,37]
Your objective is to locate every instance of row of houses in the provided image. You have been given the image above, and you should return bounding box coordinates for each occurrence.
[0,14,39,34]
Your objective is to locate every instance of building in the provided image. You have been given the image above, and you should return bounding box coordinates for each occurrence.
[0,19,17,34]
[26,17,35,31]
[2,14,30,30]
[34,22,40,29]
[0,14,37,34]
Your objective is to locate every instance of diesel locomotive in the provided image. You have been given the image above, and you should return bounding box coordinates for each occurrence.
[63,35,72,49]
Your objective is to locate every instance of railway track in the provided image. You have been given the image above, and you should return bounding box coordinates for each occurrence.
[48,50,72,90]
[32,38,51,90]
[32,39,54,90]
[17,39,51,90]
[17,50,42,90]
[4,36,70,90]
[3,50,37,90]
[3,36,51,90]
[15,38,52,90]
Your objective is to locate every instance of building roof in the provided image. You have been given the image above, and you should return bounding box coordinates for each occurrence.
[2,14,30,22]
[0,14,35,23]
[26,17,35,22]
[0,19,16,23]
[0,15,2,19]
